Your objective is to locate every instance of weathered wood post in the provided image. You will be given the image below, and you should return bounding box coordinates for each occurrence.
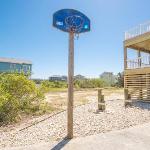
[138,50,143,100]
[98,89,105,111]
[124,88,131,106]
[67,32,74,139]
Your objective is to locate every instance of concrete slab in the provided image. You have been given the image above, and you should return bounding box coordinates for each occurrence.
[2,122,150,150]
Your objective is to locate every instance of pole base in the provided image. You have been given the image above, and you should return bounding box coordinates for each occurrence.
[67,134,73,139]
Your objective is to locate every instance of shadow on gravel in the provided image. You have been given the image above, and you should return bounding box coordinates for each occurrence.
[132,101,150,110]
[51,137,71,150]
[93,110,104,114]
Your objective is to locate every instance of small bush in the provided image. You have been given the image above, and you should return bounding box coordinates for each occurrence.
[40,80,67,93]
[74,79,106,88]
[40,78,107,91]
[0,73,44,125]
[115,72,124,87]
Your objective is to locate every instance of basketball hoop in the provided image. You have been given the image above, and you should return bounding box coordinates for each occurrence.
[53,9,90,139]
[53,9,90,34]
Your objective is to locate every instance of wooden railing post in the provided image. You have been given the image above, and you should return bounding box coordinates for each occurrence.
[98,89,105,111]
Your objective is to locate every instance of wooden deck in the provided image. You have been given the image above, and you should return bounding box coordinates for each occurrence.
[124,32,150,52]
[124,22,150,102]
[125,68,150,75]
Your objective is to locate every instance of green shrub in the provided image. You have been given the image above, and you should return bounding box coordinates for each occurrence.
[115,72,124,87]
[74,79,106,88]
[0,73,44,125]
[40,80,67,93]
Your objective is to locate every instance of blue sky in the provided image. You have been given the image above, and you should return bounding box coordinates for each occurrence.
[0,0,150,79]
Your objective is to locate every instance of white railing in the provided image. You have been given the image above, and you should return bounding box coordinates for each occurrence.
[127,56,150,69]
[125,21,150,40]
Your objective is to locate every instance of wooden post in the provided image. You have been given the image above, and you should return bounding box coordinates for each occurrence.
[149,53,150,65]
[98,89,105,111]
[124,88,131,106]
[98,89,102,110]
[124,88,128,100]
[67,32,74,139]
[124,47,127,69]
[137,50,141,67]
[137,50,143,100]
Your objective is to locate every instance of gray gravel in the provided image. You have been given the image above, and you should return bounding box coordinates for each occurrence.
[1,98,150,149]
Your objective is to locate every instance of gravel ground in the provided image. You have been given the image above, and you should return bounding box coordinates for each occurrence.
[1,95,150,148]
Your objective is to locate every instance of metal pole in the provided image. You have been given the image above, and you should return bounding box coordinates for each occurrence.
[67,32,74,139]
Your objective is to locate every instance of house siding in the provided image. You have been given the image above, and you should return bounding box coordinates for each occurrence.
[0,62,32,74]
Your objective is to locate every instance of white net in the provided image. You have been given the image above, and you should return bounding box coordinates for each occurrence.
[65,15,84,33]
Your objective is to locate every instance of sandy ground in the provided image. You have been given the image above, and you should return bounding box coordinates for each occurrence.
[45,88,123,110]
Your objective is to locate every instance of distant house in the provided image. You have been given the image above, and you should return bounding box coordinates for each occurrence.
[49,74,86,81]
[0,57,32,74]
[74,74,86,80]
[100,72,116,86]
[49,75,67,81]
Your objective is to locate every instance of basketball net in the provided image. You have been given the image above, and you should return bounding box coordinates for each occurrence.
[65,15,84,40]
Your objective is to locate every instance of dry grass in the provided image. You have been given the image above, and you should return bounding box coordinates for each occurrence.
[45,88,124,110]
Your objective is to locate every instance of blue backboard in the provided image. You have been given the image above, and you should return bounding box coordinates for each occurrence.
[53,9,90,33]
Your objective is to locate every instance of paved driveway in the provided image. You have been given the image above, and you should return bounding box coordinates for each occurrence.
[2,122,150,150]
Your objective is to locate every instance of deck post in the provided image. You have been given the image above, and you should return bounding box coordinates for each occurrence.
[149,53,150,65]
[124,88,131,106]
[124,47,127,69]
[137,50,143,100]
[137,50,141,67]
